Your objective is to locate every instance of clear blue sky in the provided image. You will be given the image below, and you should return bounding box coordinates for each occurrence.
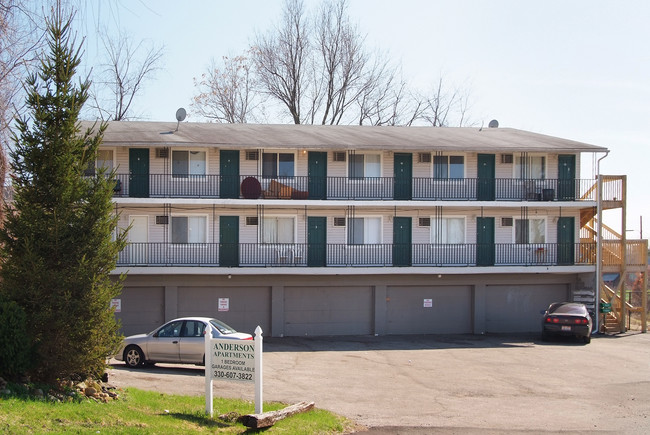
[76,0,650,235]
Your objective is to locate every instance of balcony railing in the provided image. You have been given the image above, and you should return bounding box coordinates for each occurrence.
[116,242,596,268]
[111,174,598,202]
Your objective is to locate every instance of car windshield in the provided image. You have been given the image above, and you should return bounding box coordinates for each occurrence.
[551,304,586,315]
[209,319,236,334]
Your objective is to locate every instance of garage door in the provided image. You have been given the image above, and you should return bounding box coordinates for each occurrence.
[178,286,271,337]
[485,284,569,333]
[115,286,164,336]
[284,286,373,336]
[386,285,472,334]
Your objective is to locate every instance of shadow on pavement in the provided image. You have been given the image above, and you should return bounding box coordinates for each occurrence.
[262,333,542,352]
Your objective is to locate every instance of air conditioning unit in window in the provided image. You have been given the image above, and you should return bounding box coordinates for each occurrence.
[333,217,346,227]
[419,217,431,227]
[245,216,259,226]
[155,215,169,225]
[418,153,431,163]
[245,151,259,161]
[155,147,169,158]
[501,217,513,227]
[333,152,346,162]
[501,154,513,164]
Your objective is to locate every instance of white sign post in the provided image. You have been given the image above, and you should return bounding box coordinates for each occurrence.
[205,325,263,417]
[254,325,263,414]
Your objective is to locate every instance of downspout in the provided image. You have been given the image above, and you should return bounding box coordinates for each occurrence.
[595,150,609,334]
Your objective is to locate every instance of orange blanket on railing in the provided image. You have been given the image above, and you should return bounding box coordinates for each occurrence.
[263,179,307,199]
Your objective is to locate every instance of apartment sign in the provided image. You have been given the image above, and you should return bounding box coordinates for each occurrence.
[205,326,264,417]
[210,339,255,383]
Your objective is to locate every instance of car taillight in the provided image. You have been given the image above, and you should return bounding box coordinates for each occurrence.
[243,337,253,340]
[575,318,588,324]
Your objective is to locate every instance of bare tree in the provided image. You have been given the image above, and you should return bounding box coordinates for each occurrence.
[253,0,309,124]
[196,0,473,127]
[192,52,263,123]
[88,30,164,121]
[419,76,475,127]
[0,1,46,207]
[313,0,367,124]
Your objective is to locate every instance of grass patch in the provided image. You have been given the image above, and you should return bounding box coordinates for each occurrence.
[0,387,354,434]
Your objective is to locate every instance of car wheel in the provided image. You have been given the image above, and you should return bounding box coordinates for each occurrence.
[124,345,145,368]
[583,335,591,344]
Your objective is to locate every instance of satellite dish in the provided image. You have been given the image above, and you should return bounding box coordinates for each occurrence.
[488,119,499,128]
[174,108,186,132]
[176,108,187,122]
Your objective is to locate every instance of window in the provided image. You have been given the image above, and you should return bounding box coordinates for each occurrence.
[85,149,114,175]
[431,217,465,244]
[349,154,380,179]
[157,320,183,338]
[516,155,545,179]
[261,217,295,243]
[347,217,381,245]
[433,155,464,179]
[172,150,206,178]
[171,216,207,243]
[515,218,545,244]
[181,320,205,337]
[97,149,114,171]
[262,152,294,178]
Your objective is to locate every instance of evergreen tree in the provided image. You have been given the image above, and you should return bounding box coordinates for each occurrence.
[0,6,126,382]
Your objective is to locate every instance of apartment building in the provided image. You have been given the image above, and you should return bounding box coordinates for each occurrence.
[91,121,613,337]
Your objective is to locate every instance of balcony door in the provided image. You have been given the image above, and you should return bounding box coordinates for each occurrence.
[220,150,240,199]
[476,217,495,266]
[557,217,575,265]
[219,216,239,267]
[308,217,326,267]
[128,215,148,264]
[129,149,149,198]
[308,152,327,199]
[477,154,495,201]
[392,217,412,266]
[557,155,576,200]
[393,153,412,200]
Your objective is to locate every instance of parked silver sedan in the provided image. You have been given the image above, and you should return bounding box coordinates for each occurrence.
[115,317,253,368]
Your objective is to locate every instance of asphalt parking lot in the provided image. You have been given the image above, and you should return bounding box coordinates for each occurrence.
[108,332,650,434]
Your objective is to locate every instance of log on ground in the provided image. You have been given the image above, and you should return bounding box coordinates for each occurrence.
[238,401,315,429]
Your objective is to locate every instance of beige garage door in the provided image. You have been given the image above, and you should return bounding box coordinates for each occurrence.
[177,286,271,337]
[386,285,473,334]
[284,286,373,336]
[485,284,569,333]
[115,286,164,336]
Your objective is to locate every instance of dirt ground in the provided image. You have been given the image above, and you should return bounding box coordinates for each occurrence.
[107,332,650,434]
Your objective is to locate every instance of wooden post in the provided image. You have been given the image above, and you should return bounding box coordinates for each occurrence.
[239,401,315,429]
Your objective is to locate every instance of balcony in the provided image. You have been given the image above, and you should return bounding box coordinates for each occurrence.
[116,242,596,268]
[111,174,598,202]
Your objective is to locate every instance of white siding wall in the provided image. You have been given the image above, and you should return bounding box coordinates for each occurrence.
[116,206,580,246]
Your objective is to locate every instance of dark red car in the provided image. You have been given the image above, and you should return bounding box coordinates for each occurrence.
[541,302,593,343]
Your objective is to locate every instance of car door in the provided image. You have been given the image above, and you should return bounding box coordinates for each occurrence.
[146,320,182,363]
[179,320,207,364]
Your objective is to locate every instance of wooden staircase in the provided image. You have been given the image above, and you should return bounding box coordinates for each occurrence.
[579,175,648,333]
[602,312,620,332]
